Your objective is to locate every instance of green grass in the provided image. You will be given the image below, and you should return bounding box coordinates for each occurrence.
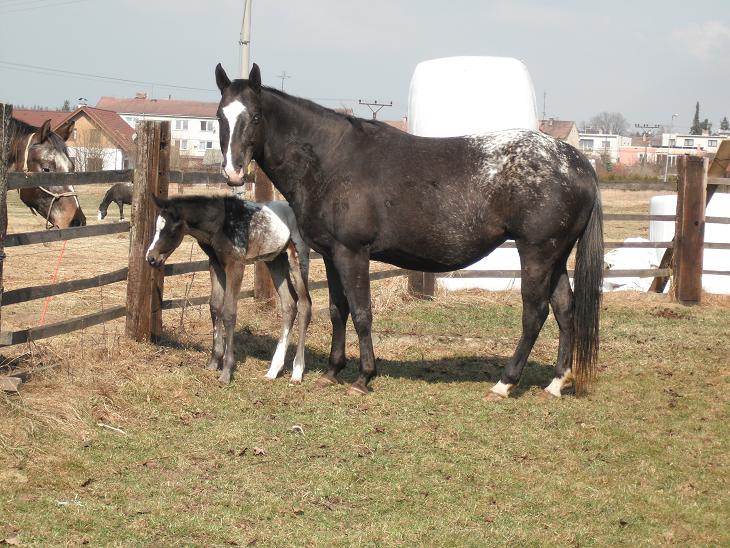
[2,290,729,546]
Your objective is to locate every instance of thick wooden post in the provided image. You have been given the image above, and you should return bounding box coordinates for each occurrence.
[126,121,170,341]
[0,104,11,331]
[408,271,435,300]
[253,165,276,304]
[673,155,707,305]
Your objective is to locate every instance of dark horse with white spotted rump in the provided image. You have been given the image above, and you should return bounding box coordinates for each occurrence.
[215,64,603,399]
[146,195,312,385]
[5,117,86,228]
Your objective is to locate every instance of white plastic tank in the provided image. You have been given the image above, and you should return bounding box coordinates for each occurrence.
[407,56,538,291]
[649,193,730,294]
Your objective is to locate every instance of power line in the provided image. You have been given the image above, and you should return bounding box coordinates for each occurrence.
[0,60,217,94]
[0,0,90,14]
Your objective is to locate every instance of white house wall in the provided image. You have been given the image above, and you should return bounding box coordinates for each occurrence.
[121,114,219,157]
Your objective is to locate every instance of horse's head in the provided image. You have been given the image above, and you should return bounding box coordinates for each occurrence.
[215,63,264,186]
[146,196,185,268]
[17,119,87,228]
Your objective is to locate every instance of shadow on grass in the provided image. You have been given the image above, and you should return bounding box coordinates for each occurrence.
[189,327,558,396]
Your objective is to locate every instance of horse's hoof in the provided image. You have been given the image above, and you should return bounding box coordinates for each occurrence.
[314,375,339,388]
[264,372,278,380]
[346,384,370,396]
[207,360,220,371]
[289,379,302,386]
[217,373,232,384]
[484,391,507,402]
[538,389,560,400]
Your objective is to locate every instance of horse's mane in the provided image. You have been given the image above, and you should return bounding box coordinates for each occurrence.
[262,86,394,133]
[6,117,70,167]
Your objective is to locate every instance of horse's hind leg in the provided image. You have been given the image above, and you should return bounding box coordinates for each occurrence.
[264,254,297,381]
[207,259,226,372]
[314,255,350,388]
[488,245,553,400]
[285,241,312,384]
[544,265,574,398]
[117,200,125,221]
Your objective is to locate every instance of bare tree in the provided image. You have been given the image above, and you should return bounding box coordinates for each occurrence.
[71,127,113,171]
[586,112,629,135]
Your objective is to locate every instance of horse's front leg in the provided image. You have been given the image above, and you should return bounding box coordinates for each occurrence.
[207,258,226,371]
[218,262,245,384]
[330,244,374,396]
[313,255,350,388]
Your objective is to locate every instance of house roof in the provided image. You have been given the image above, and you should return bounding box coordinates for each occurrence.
[539,119,576,140]
[383,119,407,132]
[57,106,135,154]
[12,109,70,128]
[96,96,218,118]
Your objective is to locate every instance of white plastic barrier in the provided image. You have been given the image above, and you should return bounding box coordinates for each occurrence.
[407,56,538,291]
[603,238,661,292]
[649,193,730,294]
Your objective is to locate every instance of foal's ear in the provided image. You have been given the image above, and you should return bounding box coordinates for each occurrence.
[249,63,261,93]
[215,63,231,93]
[38,120,52,143]
[56,121,75,141]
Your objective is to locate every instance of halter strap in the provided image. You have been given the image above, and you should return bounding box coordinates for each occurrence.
[22,132,35,176]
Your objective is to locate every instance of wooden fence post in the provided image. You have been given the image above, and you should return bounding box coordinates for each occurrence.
[673,155,707,305]
[253,165,276,304]
[126,121,170,341]
[0,104,11,332]
[408,271,435,300]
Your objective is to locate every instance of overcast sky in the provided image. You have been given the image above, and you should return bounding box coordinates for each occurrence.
[1,0,728,133]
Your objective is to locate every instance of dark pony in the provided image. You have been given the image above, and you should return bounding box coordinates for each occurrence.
[6,117,86,228]
[98,182,133,221]
[215,63,603,399]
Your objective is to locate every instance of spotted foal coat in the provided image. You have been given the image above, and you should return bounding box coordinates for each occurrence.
[145,195,311,385]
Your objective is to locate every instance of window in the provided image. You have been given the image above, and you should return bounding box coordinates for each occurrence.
[684,138,694,147]
[200,120,214,132]
[199,140,213,150]
[669,139,676,147]
[579,139,594,150]
[180,139,188,151]
[175,119,188,131]
[708,139,717,147]
[602,141,611,149]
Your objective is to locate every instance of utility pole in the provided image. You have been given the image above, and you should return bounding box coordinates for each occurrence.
[542,91,547,120]
[635,123,660,166]
[358,99,392,120]
[276,71,291,91]
[234,0,252,199]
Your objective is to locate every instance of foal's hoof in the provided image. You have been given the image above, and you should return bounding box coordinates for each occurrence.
[217,373,232,385]
[313,375,340,388]
[289,378,302,386]
[207,360,220,371]
[346,384,370,396]
[484,391,507,402]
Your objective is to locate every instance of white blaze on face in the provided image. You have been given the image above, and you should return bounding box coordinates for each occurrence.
[146,215,166,257]
[222,100,247,178]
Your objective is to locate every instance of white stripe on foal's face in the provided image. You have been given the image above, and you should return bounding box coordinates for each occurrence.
[222,100,247,179]
[146,214,166,256]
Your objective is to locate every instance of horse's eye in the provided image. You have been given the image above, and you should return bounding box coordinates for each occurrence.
[252,113,262,124]
[42,167,51,173]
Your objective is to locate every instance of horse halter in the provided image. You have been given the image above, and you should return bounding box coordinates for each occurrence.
[20,129,79,229]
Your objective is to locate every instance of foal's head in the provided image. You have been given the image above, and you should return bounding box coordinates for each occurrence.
[215,63,264,186]
[146,196,185,268]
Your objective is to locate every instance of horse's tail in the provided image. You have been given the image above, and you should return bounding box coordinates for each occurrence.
[572,192,603,395]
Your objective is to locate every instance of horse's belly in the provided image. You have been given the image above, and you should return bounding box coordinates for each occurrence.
[371,236,504,272]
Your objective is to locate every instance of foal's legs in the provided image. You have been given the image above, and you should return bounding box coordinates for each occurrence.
[314,255,350,388]
[207,258,226,372]
[264,254,297,381]
[285,241,312,384]
[218,262,245,384]
[544,265,575,398]
[330,244,375,395]
[488,244,554,400]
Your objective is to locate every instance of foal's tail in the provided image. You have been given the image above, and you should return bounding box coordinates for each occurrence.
[572,194,604,395]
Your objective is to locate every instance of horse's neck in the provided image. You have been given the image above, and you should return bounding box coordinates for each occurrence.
[258,91,345,192]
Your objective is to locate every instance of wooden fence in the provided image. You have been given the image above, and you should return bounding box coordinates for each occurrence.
[0,110,729,348]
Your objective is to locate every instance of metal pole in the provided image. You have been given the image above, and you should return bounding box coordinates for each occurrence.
[239,0,252,78]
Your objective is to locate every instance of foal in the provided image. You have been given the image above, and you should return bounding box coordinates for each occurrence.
[145,195,311,384]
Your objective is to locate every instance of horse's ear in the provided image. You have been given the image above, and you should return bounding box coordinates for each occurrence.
[152,194,168,210]
[56,121,75,141]
[249,63,261,93]
[38,120,52,143]
[215,63,231,93]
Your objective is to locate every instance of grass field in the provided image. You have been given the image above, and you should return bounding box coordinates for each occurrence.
[1,188,729,546]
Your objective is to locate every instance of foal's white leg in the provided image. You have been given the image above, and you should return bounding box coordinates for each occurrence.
[264,254,297,381]
[285,241,311,384]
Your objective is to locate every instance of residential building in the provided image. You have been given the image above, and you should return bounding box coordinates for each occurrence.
[539,119,579,148]
[96,94,219,159]
[56,106,135,170]
[578,133,632,163]
[660,132,723,154]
